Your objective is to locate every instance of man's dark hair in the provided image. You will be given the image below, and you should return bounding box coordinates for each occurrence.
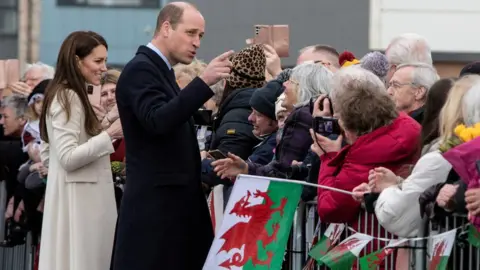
[312,44,340,57]
[299,44,340,67]
[300,44,340,57]
[155,3,196,32]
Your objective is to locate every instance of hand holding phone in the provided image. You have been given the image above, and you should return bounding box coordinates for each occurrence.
[87,84,102,106]
[208,150,227,160]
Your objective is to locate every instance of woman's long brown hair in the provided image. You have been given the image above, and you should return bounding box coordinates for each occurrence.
[40,31,107,143]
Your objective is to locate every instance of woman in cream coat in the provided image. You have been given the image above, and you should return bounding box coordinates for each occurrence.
[38,31,122,270]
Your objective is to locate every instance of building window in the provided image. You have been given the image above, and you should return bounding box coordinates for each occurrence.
[57,0,160,8]
[0,0,17,35]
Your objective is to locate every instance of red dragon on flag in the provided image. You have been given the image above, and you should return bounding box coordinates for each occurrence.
[429,240,447,270]
[325,238,361,263]
[366,248,393,268]
[216,189,287,269]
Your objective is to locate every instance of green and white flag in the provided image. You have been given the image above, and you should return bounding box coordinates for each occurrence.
[429,229,457,270]
[319,233,373,270]
[359,239,408,270]
[308,223,345,264]
[203,175,302,270]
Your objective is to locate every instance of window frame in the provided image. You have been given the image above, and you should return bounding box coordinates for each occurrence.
[56,0,160,9]
[0,2,18,36]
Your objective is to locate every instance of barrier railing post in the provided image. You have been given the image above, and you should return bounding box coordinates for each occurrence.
[291,202,305,270]
[0,180,7,242]
[411,216,428,270]
[305,203,316,262]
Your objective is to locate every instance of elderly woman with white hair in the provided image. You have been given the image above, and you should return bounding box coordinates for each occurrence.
[212,62,333,179]
[281,62,333,112]
[9,62,55,96]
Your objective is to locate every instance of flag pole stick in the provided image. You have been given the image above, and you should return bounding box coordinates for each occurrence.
[237,174,354,196]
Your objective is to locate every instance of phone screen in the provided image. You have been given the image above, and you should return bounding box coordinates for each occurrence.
[313,117,341,137]
[208,150,227,160]
[87,85,102,106]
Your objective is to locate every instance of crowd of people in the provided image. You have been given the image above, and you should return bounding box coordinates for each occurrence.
[1,1,480,270]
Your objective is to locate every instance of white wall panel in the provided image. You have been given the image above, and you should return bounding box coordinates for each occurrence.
[370,0,480,53]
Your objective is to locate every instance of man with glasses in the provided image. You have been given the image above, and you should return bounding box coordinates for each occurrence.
[0,95,29,203]
[387,63,439,123]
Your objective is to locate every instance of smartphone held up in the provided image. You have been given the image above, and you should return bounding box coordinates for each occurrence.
[252,25,290,57]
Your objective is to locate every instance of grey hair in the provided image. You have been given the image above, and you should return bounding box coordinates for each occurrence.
[360,51,389,82]
[290,63,334,107]
[1,94,28,118]
[210,79,225,106]
[462,83,480,126]
[386,33,433,66]
[397,63,439,96]
[330,67,386,104]
[23,62,55,80]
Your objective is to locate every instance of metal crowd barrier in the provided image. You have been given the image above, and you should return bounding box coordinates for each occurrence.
[0,180,35,270]
[286,201,415,270]
[285,201,480,270]
[423,213,480,270]
[0,233,34,270]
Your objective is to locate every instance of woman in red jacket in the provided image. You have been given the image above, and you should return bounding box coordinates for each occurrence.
[312,67,421,223]
[310,67,421,266]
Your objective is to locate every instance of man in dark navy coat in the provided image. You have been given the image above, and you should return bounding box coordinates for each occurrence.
[113,2,233,270]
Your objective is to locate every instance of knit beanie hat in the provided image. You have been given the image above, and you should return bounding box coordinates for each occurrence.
[460,62,480,77]
[339,51,360,68]
[226,44,266,90]
[250,80,284,120]
[360,51,389,81]
[27,79,50,105]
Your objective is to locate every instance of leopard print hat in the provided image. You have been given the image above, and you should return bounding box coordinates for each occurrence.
[226,44,266,90]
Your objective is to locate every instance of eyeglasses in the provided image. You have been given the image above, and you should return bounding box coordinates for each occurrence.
[313,60,331,67]
[387,81,419,89]
[288,78,299,86]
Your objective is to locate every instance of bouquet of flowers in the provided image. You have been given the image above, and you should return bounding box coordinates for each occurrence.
[438,123,480,153]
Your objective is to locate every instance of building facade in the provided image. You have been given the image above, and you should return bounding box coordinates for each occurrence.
[39,0,164,67]
[0,0,18,59]
[15,0,476,77]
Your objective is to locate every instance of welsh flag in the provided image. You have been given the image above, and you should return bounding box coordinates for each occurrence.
[359,239,408,270]
[308,223,345,265]
[468,224,480,248]
[319,233,373,269]
[429,229,457,270]
[203,175,302,270]
[207,184,225,235]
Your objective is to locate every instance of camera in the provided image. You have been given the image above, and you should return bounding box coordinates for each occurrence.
[312,116,341,137]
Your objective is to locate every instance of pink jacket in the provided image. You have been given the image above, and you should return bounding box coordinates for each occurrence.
[443,136,480,229]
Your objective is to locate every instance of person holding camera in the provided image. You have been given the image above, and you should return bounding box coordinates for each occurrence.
[309,67,420,249]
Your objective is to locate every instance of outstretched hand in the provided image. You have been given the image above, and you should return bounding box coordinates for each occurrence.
[211,153,248,180]
[200,50,234,86]
[352,183,371,202]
